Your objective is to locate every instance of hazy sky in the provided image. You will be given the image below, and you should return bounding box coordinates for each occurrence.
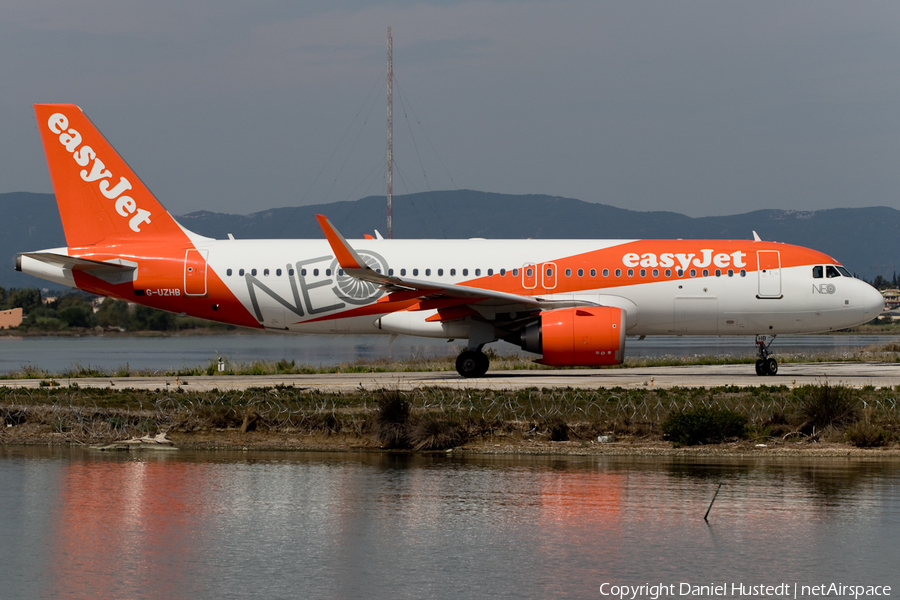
[3,1,900,218]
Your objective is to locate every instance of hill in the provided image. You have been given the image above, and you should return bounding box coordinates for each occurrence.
[2,190,898,288]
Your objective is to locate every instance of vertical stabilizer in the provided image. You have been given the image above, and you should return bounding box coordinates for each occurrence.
[34,104,188,247]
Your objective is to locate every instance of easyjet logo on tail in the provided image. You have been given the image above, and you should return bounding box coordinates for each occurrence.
[622,249,747,270]
[47,113,152,233]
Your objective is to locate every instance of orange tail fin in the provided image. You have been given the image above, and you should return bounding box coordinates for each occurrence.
[34,104,186,247]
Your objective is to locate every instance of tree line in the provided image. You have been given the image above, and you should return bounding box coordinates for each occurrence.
[0,287,232,332]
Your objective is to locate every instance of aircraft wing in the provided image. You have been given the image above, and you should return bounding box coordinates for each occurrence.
[316,215,597,314]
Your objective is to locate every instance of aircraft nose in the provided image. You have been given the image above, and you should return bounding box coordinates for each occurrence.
[861,282,885,318]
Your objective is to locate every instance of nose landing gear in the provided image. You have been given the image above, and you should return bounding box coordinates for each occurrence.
[755,335,778,376]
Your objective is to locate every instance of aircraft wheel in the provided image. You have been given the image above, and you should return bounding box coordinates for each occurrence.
[755,360,765,376]
[456,350,490,378]
[765,357,778,376]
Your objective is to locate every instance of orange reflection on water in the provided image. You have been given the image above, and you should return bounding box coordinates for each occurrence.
[46,457,203,600]
[540,470,624,524]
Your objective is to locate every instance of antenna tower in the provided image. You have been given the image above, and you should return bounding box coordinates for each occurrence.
[386,27,393,239]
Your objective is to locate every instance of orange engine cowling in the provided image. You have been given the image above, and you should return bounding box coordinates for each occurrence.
[518,307,626,367]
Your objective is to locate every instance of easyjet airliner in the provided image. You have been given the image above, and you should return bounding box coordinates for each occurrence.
[16,105,885,377]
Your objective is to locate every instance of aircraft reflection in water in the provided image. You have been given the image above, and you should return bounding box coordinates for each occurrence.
[18,105,884,378]
[47,458,199,599]
[22,453,896,599]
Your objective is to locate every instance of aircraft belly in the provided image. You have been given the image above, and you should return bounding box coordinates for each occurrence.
[288,315,384,335]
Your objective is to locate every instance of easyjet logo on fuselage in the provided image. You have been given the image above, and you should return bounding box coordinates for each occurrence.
[622,249,747,271]
[47,113,152,233]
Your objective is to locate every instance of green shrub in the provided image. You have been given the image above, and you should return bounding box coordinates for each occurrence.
[795,383,859,433]
[845,422,894,448]
[661,408,748,446]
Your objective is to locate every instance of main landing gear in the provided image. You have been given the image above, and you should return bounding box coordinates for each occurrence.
[456,350,489,378]
[755,334,778,376]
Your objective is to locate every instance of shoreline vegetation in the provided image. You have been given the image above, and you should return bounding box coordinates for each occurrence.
[2,372,899,455]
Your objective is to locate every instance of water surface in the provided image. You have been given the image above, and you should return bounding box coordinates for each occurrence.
[0,448,896,599]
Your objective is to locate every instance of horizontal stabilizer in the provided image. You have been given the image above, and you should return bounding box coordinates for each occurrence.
[18,252,137,285]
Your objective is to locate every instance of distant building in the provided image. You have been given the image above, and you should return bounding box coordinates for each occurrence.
[0,307,23,329]
[882,289,900,310]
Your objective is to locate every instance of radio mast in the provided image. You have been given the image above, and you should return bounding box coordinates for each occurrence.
[386,27,393,239]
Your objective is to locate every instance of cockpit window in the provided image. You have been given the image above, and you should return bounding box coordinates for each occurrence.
[837,266,852,278]
[826,265,841,278]
[812,266,823,279]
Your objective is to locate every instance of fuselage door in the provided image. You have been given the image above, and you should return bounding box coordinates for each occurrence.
[523,263,537,289]
[184,249,208,296]
[541,262,557,290]
[757,250,782,299]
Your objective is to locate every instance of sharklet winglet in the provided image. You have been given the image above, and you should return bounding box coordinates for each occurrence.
[316,215,365,270]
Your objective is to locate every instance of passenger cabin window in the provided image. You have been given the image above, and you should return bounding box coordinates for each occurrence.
[615,269,621,277]
[592,269,598,277]
[578,269,584,277]
[401,269,406,276]
[475,269,482,276]
[463,269,469,276]
[425,269,431,276]
[450,268,456,276]
[264,268,270,276]
[512,268,519,276]
[288,268,294,276]
[652,269,659,277]
[238,269,244,276]
[826,266,841,278]
[227,268,232,276]
[251,268,257,276]
[413,269,419,276]
[500,269,506,276]
[387,269,392,276]
[627,269,634,277]
[813,266,823,279]
[438,269,443,276]
[690,269,696,277]
[525,268,532,277]
[487,269,493,276]
[276,269,282,276]
[639,269,646,277]
[702,269,709,277]
[602,269,608,277]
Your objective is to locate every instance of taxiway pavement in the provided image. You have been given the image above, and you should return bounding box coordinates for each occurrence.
[2,362,898,391]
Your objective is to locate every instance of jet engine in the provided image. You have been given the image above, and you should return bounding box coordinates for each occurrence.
[511,306,626,366]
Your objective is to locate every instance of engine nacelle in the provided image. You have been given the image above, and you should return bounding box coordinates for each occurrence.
[516,306,626,366]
